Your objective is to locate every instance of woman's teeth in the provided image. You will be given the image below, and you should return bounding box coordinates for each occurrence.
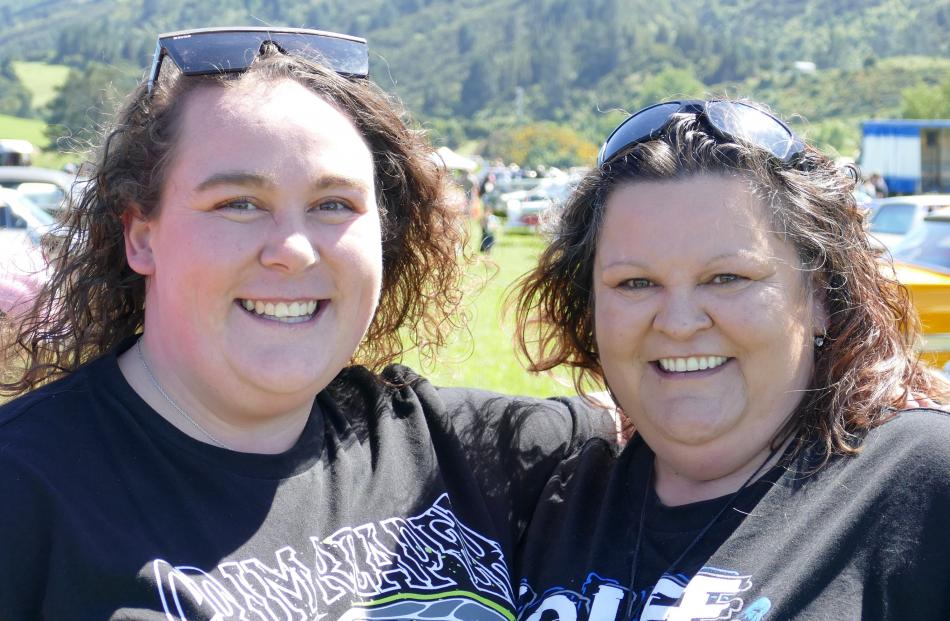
[240,299,319,322]
[657,355,728,373]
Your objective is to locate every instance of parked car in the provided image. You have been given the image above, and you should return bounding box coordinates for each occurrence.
[503,177,578,233]
[0,166,80,215]
[0,188,54,318]
[483,177,544,216]
[889,206,950,370]
[0,139,34,166]
[867,194,950,253]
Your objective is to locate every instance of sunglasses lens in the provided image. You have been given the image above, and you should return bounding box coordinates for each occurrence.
[271,32,369,77]
[162,30,369,79]
[598,102,682,166]
[164,32,257,75]
[706,101,797,161]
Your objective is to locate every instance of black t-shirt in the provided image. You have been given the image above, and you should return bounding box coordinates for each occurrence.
[629,452,784,609]
[0,345,612,620]
[516,409,950,620]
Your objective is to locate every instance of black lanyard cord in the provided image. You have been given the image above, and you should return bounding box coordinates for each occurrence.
[624,442,787,620]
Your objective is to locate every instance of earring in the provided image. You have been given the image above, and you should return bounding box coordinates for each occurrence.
[815,334,826,349]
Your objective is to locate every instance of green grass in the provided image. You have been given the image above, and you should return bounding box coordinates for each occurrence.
[400,230,578,397]
[0,113,48,146]
[12,61,71,110]
[0,113,83,169]
[1,62,81,169]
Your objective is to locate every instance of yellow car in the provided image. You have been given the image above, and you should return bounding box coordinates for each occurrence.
[890,207,950,372]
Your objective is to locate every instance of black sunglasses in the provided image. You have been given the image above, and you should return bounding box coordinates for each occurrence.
[147,26,369,95]
[597,100,805,168]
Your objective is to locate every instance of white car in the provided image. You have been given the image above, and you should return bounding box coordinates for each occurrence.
[0,188,55,317]
[867,194,950,253]
[504,177,577,233]
[0,166,81,215]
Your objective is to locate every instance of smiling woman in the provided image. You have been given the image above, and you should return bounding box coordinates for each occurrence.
[0,28,612,619]
[594,175,826,502]
[513,99,950,620]
[119,79,385,443]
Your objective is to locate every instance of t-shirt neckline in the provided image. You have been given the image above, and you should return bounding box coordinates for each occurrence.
[99,336,329,480]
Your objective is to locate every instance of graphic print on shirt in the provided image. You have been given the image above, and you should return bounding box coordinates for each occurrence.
[517,567,771,621]
[153,493,515,620]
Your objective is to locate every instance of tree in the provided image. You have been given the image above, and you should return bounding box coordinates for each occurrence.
[803,118,860,158]
[629,67,706,110]
[901,74,950,119]
[458,58,496,117]
[532,34,576,117]
[457,24,476,55]
[0,60,32,117]
[484,123,597,169]
[44,63,138,147]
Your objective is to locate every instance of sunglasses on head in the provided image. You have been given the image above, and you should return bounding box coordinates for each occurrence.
[597,99,805,168]
[147,26,369,96]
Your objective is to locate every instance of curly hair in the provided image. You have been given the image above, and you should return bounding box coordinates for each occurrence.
[514,105,949,461]
[2,47,468,396]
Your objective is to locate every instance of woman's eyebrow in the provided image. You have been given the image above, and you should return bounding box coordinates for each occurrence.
[311,174,372,194]
[194,172,371,194]
[195,171,276,192]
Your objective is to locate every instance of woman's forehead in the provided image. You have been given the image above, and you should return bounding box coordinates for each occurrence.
[168,79,373,187]
[602,175,768,230]
[596,175,798,265]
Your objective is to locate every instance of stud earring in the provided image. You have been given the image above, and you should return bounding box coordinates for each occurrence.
[815,334,826,349]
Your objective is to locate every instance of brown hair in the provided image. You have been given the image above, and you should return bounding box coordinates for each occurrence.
[514,106,949,460]
[2,47,467,395]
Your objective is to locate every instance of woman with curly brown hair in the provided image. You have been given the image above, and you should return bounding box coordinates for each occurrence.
[0,28,608,619]
[513,100,950,620]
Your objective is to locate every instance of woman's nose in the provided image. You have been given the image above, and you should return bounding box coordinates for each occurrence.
[259,217,319,273]
[652,288,713,339]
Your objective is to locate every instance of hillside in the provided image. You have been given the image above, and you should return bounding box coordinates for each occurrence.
[0,0,948,158]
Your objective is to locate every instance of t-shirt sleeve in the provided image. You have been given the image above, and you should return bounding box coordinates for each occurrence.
[862,409,950,615]
[435,385,617,544]
[0,445,52,619]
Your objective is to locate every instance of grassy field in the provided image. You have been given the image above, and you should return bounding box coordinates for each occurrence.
[11,61,71,110]
[401,230,578,397]
[2,62,82,169]
[0,113,82,169]
[0,113,47,146]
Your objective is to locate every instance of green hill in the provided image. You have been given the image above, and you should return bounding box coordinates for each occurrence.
[0,0,947,160]
[11,61,71,109]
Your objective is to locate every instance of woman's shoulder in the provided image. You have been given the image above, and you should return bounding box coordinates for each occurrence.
[802,408,950,503]
[0,361,118,503]
[867,407,950,452]
[330,364,617,448]
[0,357,107,437]
[861,407,950,472]
[434,383,617,456]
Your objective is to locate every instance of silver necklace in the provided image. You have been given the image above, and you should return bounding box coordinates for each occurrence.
[136,339,230,450]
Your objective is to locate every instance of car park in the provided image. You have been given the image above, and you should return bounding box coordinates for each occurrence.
[502,177,577,233]
[0,166,80,215]
[483,177,543,216]
[0,187,56,245]
[867,194,950,253]
[0,188,54,317]
[889,207,950,370]
[504,188,555,232]
[0,139,34,166]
